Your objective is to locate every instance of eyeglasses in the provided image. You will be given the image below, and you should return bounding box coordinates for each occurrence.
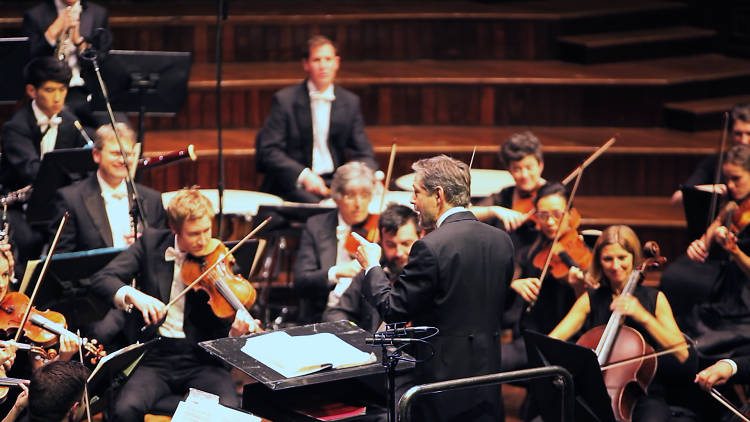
[535,210,565,221]
[341,191,372,202]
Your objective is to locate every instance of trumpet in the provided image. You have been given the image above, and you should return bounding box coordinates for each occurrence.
[54,4,81,62]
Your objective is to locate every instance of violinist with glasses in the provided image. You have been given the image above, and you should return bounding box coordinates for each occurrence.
[501,182,593,371]
[550,225,689,422]
[90,188,261,422]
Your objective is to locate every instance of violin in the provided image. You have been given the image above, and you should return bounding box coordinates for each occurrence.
[344,213,380,256]
[180,239,257,320]
[576,241,666,422]
[531,208,593,279]
[0,292,105,363]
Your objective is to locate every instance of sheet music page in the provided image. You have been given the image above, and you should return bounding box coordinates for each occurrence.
[241,331,376,378]
[171,389,261,422]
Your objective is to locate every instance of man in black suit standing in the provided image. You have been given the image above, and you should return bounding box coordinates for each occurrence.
[255,35,377,203]
[22,0,110,128]
[0,57,87,274]
[354,155,514,421]
[52,122,166,253]
[91,189,260,421]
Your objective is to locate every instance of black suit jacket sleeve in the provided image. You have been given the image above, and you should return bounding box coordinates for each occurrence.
[90,231,146,303]
[363,239,438,323]
[255,94,308,191]
[293,222,330,294]
[733,356,750,383]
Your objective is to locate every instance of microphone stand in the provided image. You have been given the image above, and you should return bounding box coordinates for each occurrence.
[366,323,439,422]
[82,47,149,235]
[215,0,229,239]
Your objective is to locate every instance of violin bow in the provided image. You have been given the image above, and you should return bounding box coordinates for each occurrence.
[711,387,750,422]
[527,166,584,310]
[160,217,271,313]
[469,145,477,170]
[76,329,92,422]
[379,143,397,215]
[13,213,69,343]
[521,136,616,222]
[707,112,730,229]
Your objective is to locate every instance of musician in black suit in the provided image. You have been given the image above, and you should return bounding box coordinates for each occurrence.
[355,155,514,421]
[255,35,377,203]
[293,161,375,324]
[0,57,87,275]
[322,203,420,332]
[90,189,260,421]
[52,123,166,253]
[22,0,110,128]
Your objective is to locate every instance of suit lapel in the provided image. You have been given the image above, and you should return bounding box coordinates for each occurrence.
[82,176,114,247]
[328,86,343,166]
[24,104,43,153]
[151,233,176,303]
[79,3,94,40]
[319,211,339,269]
[294,82,314,167]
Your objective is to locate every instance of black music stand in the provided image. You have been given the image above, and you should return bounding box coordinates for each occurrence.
[88,49,191,148]
[87,338,159,416]
[26,148,96,224]
[681,186,714,242]
[524,330,615,422]
[0,37,29,104]
[200,321,414,421]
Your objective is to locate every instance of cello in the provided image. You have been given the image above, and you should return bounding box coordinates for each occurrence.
[576,241,666,421]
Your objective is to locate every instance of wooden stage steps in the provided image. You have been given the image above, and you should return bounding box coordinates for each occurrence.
[664,94,750,131]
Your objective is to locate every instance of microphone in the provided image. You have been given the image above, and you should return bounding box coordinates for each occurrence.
[365,337,421,345]
[74,120,94,148]
[373,326,435,337]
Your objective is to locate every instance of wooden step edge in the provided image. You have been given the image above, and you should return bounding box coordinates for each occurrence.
[664,95,750,115]
[558,26,716,48]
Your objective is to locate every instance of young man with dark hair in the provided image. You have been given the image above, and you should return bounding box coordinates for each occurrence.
[255,35,377,203]
[27,360,89,422]
[0,56,88,274]
[322,203,420,332]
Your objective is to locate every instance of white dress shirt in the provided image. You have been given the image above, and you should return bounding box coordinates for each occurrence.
[97,172,132,248]
[307,80,335,175]
[32,100,61,157]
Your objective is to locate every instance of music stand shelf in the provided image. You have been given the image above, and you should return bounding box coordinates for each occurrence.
[200,320,413,391]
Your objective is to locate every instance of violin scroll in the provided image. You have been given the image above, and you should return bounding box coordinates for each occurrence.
[641,241,666,272]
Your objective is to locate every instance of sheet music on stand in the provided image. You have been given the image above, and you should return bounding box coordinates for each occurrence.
[171,389,261,422]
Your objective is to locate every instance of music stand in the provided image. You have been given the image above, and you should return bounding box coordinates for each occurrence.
[0,37,29,104]
[26,148,96,224]
[200,321,414,421]
[524,330,615,422]
[681,186,713,241]
[88,49,192,148]
[87,338,159,415]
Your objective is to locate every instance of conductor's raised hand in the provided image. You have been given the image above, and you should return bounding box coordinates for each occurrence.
[351,232,381,269]
[125,289,167,325]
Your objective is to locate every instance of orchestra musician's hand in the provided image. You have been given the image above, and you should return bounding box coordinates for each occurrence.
[567,266,599,290]
[715,226,740,255]
[300,171,330,197]
[695,360,734,391]
[229,308,262,337]
[2,382,29,422]
[687,238,709,263]
[45,9,78,43]
[511,278,541,303]
[336,260,363,279]
[351,232,382,270]
[492,207,527,231]
[0,341,18,372]
[611,295,649,324]
[125,289,167,325]
[57,331,81,362]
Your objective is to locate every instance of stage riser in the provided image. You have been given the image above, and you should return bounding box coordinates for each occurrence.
[141,83,671,131]
[139,150,703,198]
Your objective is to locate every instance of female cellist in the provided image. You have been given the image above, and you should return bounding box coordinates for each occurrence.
[501,182,593,371]
[471,132,546,251]
[550,225,688,421]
